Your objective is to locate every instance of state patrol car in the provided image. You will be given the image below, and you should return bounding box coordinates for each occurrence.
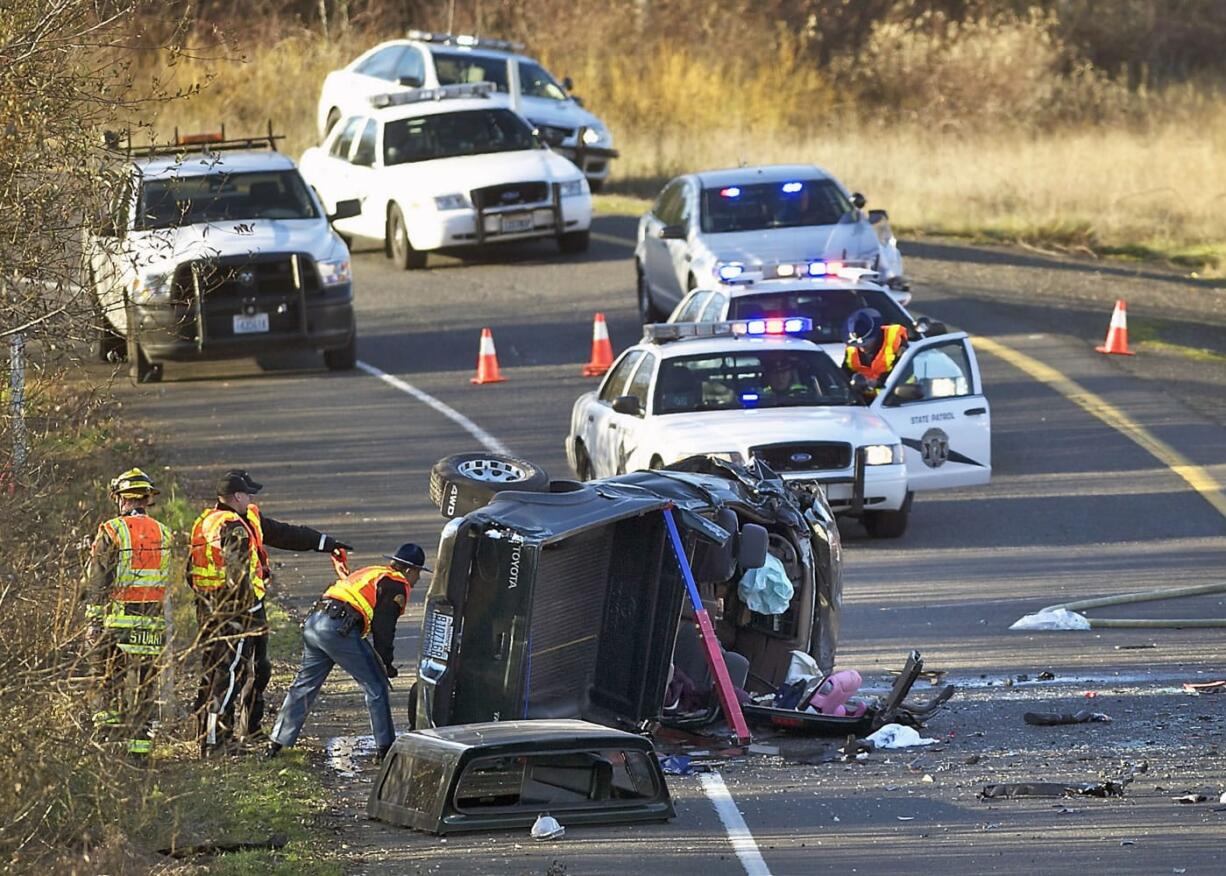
[300,82,593,269]
[316,31,617,189]
[635,165,905,323]
[565,320,991,538]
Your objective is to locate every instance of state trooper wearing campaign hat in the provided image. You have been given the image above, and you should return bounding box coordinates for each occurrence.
[268,542,431,761]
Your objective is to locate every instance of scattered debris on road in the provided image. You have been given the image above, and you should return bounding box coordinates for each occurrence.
[531,814,566,841]
[866,724,938,749]
[1024,710,1112,726]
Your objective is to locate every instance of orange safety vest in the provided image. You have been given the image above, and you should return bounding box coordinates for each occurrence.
[846,323,908,382]
[323,565,411,637]
[94,513,172,603]
[189,503,270,600]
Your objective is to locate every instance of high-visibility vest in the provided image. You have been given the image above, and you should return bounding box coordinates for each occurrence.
[323,565,411,636]
[846,324,908,383]
[94,513,172,603]
[189,504,270,600]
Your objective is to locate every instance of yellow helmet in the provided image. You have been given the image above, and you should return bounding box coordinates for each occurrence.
[110,467,159,499]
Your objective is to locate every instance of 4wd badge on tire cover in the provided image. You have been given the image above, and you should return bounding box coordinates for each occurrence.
[920,428,950,468]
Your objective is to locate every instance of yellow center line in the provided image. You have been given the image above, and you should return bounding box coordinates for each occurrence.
[974,335,1226,521]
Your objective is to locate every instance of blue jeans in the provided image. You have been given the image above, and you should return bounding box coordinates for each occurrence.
[270,610,393,750]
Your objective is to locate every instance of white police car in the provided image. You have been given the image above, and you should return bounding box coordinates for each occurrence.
[565,319,990,538]
[666,269,933,363]
[85,128,358,382]
[635,165,905,322]
[316,31,616,190]
[299,83,593,269]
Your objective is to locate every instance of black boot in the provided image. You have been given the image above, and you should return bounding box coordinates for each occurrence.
[264,741,282,759]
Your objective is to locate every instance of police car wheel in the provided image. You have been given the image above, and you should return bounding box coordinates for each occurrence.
[574,443,594,481]
[636,263,663,324]
[429,452,551,519]
[558,229,590,254]
[407,682,419,730]
[324,107,341,138]
[324,331,356,371]
[95,319,126,363]
[389,205,427,270]
[863,507,908,539]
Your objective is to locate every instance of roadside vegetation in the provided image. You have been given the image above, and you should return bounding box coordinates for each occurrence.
[140,0,1226,274]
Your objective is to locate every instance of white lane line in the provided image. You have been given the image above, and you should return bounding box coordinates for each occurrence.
[699,771,772,876]
[355,359,511,455]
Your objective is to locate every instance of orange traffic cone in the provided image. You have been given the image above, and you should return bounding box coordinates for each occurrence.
[1095,299,1135,356]
[470,328,508,384]
[582,312,615,377]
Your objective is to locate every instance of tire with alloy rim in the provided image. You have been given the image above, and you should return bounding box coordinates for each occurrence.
[429,452,550,519]
[574,442,594,481]
[388,205,427,270]
[323,331,357,371]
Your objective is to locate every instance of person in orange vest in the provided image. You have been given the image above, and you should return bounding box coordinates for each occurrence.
[265,542,429,762]
[188,469,352,754]
[844,307,908,398]
[86,468,173,756]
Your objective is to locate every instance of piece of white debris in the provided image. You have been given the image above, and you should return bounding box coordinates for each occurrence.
[866,724,938,749]
[1009,608,1091,631]
[531,813,565,841]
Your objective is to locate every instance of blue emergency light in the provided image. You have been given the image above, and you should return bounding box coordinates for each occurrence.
[717,262,745,281]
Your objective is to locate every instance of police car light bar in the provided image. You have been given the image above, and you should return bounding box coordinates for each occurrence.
[406,29,525,52]
[644,318,813,343]
[369,82,497,109]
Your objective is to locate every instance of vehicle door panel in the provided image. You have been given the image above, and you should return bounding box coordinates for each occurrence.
[661,181,695,308]
[589,351,643,477]
[643,181,684,307]
[317,117,367,236]
[606,353,656,473]
[870,333,991,490]
[340,118,381,237]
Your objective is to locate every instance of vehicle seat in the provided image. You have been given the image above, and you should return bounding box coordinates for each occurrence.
[673,621,750,697]
[657,367,701,413]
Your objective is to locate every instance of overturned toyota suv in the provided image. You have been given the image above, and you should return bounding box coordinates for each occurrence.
[85,128,360,382]
[412,453,843,734]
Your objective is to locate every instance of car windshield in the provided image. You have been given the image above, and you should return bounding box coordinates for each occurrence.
[519,61,567,100]
[135,170,318,230]
[729,288,914,344]
[432,52,509,91]
[700,179,851,233]
[383,109,536,164]
[654,349,858,414]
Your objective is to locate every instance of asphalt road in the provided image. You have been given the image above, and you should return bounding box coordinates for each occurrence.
[111,216,1226,874]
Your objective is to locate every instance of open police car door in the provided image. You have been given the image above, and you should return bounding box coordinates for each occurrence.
[869,332,991,490]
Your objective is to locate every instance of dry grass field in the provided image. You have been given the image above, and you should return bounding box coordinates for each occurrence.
[137,21,1226,274]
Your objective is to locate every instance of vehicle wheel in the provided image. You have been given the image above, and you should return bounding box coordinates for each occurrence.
[558,229,590,254]
[574,442,594,481]
[686,273,697,292]
[324,331,357,371]
[324,108,341,138]
[637,262,663,324]
[388,205,427,270]
[648,455,665,470]
[406,681,419,731]
[864,506,908,539]
[127,336,162,384]
[429,452,551,519]
[95,318,126,363]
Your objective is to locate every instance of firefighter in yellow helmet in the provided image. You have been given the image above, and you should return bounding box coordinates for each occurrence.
[86,468,173,756]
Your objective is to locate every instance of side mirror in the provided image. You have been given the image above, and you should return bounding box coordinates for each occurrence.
[398,75,423,87]
[657,224,686,241]
[850,192,867,210]
[562,76,574,92]
[885,383,925,406]
[868,208,889,225]
[914,317,947,337]
[611,395,642,416]
[737,523,768,570]
[329,199,361,222]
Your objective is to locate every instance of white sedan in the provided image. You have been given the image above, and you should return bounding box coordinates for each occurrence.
[565,321,991,538]
[635,165,905,322]
[299,84,592,269]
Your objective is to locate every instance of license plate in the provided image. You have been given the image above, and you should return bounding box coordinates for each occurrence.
[423,609,454,660]
[233,312,269,334]
[500,214,533,234]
